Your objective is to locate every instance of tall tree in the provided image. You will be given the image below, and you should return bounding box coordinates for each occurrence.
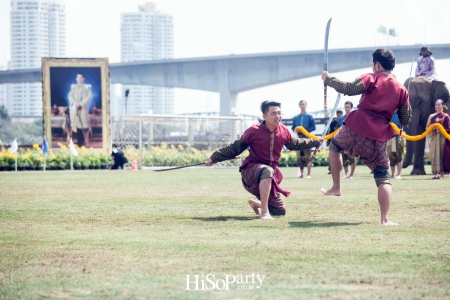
[0,105,11,128]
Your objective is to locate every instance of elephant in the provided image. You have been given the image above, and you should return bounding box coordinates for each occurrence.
[402,77,450,175]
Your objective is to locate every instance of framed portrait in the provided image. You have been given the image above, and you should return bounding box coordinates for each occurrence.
[42,58,110,152]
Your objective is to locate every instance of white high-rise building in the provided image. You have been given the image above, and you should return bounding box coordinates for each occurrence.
[120,3,174,115]
[8,0,65,116]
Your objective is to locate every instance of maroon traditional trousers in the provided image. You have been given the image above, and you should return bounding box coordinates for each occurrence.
[240,164,285,210]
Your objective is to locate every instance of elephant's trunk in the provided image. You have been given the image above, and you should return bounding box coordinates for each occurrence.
[409,105,427,175]
[402,139,413,168]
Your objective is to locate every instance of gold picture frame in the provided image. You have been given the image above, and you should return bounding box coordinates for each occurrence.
[42,58,110,153]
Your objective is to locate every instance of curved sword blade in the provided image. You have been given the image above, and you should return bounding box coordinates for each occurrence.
[323,18,332,71]
[322,93,341,137]
[153,162,205,172]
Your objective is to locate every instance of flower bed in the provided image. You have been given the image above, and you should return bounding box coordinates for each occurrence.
[138,144,328,167]
[133,143,244,167]
[278,150,330,167]
[0,140,424,171]
[0,142,112,171]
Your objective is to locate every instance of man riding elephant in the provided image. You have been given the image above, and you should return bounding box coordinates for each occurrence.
[415,46,437,81]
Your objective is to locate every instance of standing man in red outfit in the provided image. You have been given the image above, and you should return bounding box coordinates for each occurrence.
[320,49,412,225]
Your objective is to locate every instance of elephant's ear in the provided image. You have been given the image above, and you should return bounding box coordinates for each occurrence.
[431,81,450,107]
[431,80,444,88]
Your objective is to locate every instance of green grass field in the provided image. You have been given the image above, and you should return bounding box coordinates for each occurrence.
[0,165,449,299]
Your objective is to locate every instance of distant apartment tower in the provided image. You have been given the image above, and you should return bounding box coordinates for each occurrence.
[8,0,65,116]
[120,3,174,115]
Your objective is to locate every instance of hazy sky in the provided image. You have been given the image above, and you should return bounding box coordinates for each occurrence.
[1,0,450,117]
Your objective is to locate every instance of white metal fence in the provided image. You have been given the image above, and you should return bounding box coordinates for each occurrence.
[111,114,260,168]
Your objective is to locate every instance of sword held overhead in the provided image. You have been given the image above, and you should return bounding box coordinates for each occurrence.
[307,18,334,168]
[323,18,332,111]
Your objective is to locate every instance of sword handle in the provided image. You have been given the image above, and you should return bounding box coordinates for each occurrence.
[308,139,324,168]
[324,82,328,110]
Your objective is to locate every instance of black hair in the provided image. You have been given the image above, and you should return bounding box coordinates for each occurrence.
[298,100,307,105]
[436,99,448,110]
[77,73,84,78]
[344,101,353,109]
[420,46,432,56]
[372,48,395,71]
[336,109,343,114]
[260,101,281,114]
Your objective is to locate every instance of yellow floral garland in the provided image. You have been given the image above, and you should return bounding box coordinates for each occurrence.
[294,123,450,141]
[293,127,339,140]
[390,123,450,141]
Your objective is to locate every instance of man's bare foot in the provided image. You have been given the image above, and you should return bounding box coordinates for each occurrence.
[299,175,304,179]
[320,187,341,196]
[382,220,399,226]
[391,175,395,179]
[247,199,260,215]
[260,212,273,220]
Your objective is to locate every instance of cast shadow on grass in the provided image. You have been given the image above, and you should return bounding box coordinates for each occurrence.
[192,216,257,222]
[401,176,441,180]
[289,221,363,228]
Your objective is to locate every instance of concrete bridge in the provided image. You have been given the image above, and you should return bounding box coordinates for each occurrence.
[2,44,450,115]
